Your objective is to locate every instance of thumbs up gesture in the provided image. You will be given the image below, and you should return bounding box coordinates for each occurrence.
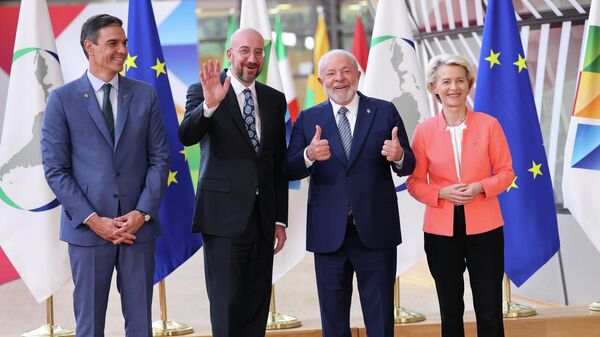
[381,126,404,162]
[306,125,330,161]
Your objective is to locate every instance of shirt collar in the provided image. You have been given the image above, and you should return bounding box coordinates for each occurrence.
[329,92,359,116]
[87,70,119,92]
[227,69,256,97]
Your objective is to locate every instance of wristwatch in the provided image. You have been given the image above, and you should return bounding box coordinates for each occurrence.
[136,209,151,222]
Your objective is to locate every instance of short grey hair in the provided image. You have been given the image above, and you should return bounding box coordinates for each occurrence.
[425,54,475,103]
[317,49,359,77]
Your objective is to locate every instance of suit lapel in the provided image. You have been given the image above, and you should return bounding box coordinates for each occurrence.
[78,73,114,148]
[115,75,131,148]
[348,94,375,168]
[320,101,347,166]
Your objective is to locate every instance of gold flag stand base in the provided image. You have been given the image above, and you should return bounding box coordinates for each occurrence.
[265,286,302,330]
[589,301,600,311]
[394,306,426,324]
[502,301,537,318]
[502,275,536,318]
[152,320,194,336]
[393,277,426,324]
[266,312,302,330]
[152,280,194,336]
[23,324,75,337]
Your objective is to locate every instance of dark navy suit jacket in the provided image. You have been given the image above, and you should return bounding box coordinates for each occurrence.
[284,92,415,253]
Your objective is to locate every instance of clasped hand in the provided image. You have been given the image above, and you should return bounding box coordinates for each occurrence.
[86,210,145,245]
[439,183,484,205]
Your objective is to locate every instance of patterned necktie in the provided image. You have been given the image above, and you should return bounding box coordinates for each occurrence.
[242,88,260,153]
[337,106,352,159]
[101,83,115,139]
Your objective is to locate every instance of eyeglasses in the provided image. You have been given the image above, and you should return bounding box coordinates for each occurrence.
[232,47,265,59]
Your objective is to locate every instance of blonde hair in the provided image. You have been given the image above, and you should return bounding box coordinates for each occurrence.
[425,54,475,103]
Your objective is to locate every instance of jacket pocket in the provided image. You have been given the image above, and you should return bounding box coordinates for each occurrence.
[199,178,231,193]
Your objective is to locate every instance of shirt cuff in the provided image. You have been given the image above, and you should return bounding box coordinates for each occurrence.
[276,222,287,228]
[84,212,96,225]
[202,101,219,117]
[303,147,315,168]
[393,151,404,169]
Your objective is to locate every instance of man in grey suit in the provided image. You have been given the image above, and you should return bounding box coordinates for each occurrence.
[41,14,169,337]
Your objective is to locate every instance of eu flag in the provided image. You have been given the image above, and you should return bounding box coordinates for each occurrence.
[126,0,202,283]
[474,0,559,286]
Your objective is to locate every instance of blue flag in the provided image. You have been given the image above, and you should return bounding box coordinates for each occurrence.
[126,0,202,283]
[473,0,560,286]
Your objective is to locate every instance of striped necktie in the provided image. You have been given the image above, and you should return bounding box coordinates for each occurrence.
[337,106,352,159]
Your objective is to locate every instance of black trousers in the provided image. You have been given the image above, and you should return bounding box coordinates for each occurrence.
[202,200,273,337]
[425,206,505,337]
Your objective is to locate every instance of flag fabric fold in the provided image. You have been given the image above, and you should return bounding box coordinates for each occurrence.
[474,0,560,286]
[304,12,329,108]
[362,0,431,276]
[240,0,307,283]
[126,0,202,283]
[0,0,70,302]
[563,0,600,253]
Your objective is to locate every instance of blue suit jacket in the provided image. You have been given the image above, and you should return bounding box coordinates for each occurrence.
[284,93,415,253]
[41,72,169,246]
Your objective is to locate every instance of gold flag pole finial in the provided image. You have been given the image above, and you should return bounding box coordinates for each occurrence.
[266,285,302,329]
[502,274,537,318]
[152,280,194,336]
[22,296,75,337]
[393,277,426,324]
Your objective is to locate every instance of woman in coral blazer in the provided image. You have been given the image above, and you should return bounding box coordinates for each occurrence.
[407,54,514,337]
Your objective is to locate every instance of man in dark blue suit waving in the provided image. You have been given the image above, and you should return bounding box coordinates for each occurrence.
[284,49,415,337]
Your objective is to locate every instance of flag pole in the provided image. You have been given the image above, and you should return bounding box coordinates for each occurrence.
[152,280,194,336]
[266,285,301,330]
[393,277,425,324]
[22,296,74,337]
[502,274,536,318]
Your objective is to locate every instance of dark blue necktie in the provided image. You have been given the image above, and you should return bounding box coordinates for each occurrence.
[242,88,260,153]
[101,83,114,139]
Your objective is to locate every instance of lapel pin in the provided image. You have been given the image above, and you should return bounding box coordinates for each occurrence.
[366,108,371,114]
[83,93,88,98]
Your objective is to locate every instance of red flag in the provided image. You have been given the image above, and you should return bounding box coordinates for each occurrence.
[352,15,369,72]
[0,248,19,285]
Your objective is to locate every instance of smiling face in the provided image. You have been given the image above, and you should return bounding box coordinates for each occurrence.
[227,28,264,86]
[318,53,360,106]
[432,64,470,110]
[85,25,127,82]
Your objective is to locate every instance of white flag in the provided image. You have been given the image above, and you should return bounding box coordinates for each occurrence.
[0,0,70,302]
[240,0,307,283]
[362,0,432,276]
[563,0,600,252]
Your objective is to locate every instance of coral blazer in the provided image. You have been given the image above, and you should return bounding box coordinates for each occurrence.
[407,109,515,236]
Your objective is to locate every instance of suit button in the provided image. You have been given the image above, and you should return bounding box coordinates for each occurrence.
[116,172,120,177]
[346,176,350,180]
[113,194,118,199]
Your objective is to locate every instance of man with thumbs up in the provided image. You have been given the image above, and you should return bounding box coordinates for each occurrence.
[284,49,415,337]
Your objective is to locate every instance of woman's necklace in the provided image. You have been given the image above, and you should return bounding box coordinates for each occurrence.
[444,114,466,127]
